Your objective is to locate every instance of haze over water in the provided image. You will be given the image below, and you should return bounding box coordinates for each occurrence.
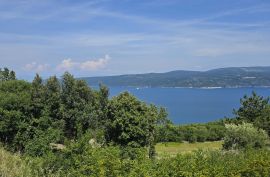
[108,87,270,124]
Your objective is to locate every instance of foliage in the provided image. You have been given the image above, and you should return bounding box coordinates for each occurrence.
[0,69,167,158]
[234,91,269,122]
[106,92,161,148]
[223,123,269,150]
[230,92,270,138]
[153,149,270,177]
[0,67,16,81]
[254,105,270,136]
[2,145,270,177]
[1,68,270,176]
[24,128,64,156]
[156,121,226,143]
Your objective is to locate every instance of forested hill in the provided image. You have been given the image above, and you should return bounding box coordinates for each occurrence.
[80,66,270,88]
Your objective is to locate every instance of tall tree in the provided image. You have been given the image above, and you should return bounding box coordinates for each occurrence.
[44,76,62,120]
[2,68,10,81]
[61,72,77,138]
[97,84,109,126]
[61,72,93,138]
[9,71,16,80]
[74,79,94,136]
[42,76,65,138]
[30,74,45,119]
[0,80,32,151]
[106,92,168,158]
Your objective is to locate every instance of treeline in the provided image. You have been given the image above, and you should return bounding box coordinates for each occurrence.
[157,122,226,143]
[0,70,166,158]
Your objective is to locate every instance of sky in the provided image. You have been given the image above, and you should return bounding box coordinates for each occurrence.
[0,0,270,80]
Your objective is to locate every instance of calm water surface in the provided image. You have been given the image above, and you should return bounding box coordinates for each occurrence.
[107,87,270,124]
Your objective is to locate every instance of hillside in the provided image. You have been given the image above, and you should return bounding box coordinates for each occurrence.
[80,66,270,87]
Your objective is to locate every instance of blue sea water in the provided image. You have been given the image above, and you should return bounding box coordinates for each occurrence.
[107,87,270,124]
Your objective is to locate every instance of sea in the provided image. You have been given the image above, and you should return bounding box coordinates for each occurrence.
[106,87,270,124]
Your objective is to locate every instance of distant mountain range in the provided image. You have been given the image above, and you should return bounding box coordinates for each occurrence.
[80,66,270,88]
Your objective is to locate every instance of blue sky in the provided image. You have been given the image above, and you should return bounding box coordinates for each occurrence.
[0,0,270,79]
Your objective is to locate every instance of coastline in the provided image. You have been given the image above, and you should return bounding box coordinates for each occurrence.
[91,85,270,89]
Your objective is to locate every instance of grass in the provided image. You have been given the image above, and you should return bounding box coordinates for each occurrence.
[0,147,31,177]
[0,146,61,177]
[155,141,223,157]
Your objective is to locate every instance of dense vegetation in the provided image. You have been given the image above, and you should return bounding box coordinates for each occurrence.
[0,68,166,158]
[81,66,270,87]
[2,146,270,177]
[156,122,226,143]
[1,67,270,176]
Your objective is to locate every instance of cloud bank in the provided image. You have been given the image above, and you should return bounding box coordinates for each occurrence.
[23,55,110,74]
[57,55,110,71]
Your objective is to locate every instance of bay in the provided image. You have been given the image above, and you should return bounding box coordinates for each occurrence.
[107,87,270,124]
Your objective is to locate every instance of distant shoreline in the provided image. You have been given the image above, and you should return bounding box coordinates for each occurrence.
[81,66,270,88]
[90,85,270,89]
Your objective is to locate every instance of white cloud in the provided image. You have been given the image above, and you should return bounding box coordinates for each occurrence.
[56,55,110,71]
[23,62,49,72]
[56,59,77,71]
[80,54,110,71]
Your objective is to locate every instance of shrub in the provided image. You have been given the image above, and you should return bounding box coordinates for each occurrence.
[24,128,64,156]
[223,123,269,150]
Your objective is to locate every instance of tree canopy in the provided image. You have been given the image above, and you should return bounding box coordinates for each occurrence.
[0,69,168,157]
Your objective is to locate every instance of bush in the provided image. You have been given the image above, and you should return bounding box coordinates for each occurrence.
[153,149,270,177]
[3,144,270,177]
[223,123,269,150]
[24,128,64,156]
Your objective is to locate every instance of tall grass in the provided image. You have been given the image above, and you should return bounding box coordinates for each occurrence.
[0,147,60,177]
[0,147,31,177]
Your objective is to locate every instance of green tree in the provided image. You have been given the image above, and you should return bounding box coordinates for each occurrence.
[97,84,109,125]
[44,76,62,120]
[234,92,269,122]
[8,70,16,80]
[0,108,22,145]
[61,72,94,138]
[0,80,32,151]
[254,105,270,136]
[0,68,16,81]
[61,72,78,138]
[106,92,167,158]
[30,74,45,119]
[74,79,94,136]
[2,68,10,81]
